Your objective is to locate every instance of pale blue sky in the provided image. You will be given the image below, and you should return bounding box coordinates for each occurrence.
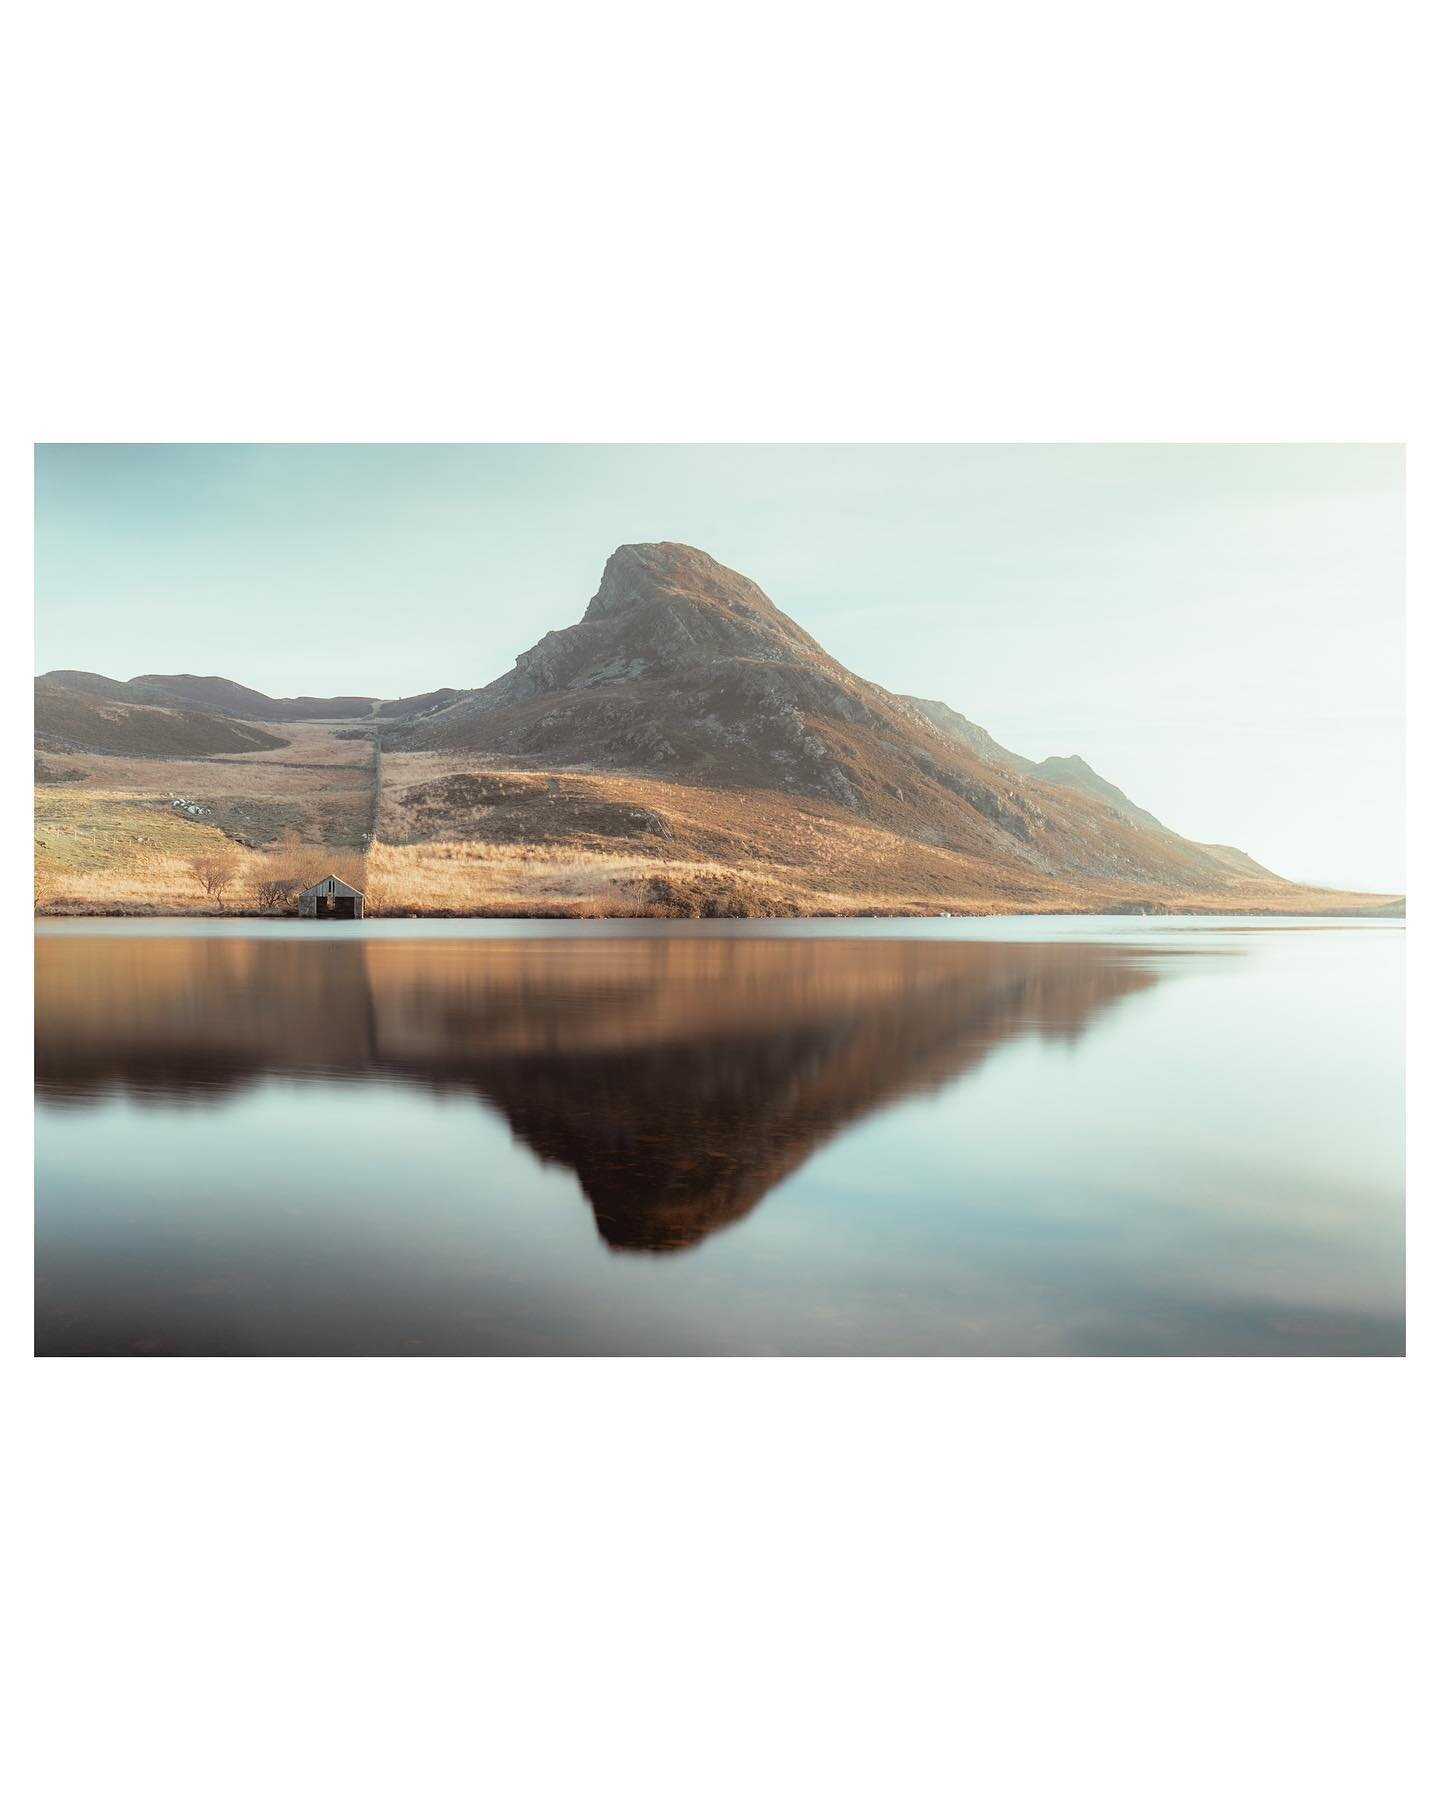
[34,444,1404,891]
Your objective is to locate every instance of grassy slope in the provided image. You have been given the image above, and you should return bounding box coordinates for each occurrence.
[34,681,289,757]
[36,733,1400,918]
[367,751,1399,917]
[35,724,377,912]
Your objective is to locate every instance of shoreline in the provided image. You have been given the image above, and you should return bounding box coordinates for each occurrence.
[34,899,1406,923]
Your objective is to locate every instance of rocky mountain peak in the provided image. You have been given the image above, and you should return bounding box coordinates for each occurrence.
[582,543,820,656]
[587,542,759,615]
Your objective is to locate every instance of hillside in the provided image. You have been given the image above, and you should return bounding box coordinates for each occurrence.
[35,678,289,758]
[34,542,1400,916]
[40,668,469,725]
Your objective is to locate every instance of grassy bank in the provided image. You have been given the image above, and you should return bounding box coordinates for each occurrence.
[35,739,1403,921]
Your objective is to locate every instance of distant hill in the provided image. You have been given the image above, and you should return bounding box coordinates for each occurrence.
[39,669,468,726]
[34,678,288,758]
[127,674,378,721]
[374,687,466,720]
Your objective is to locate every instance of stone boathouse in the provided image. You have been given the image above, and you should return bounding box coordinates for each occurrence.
[298,874,365,920]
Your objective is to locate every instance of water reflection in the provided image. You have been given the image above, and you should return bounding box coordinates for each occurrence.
[36,925,1406,1355]
[36,935,1161,1253]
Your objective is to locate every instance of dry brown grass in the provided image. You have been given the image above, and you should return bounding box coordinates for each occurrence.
[365,840,808,917]
[35,744,372,797]
[36,739,1403,920]
[36,806,373,916]
[38,850,234,914]
[208,721,375,768]
[366,840,658,915]
[362,834,1384,918]
[33,724,377,905]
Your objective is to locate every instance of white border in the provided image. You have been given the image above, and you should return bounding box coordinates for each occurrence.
[7,4,1432,1797]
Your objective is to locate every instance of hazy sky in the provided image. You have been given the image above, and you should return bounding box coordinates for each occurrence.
[35,444,1404,891]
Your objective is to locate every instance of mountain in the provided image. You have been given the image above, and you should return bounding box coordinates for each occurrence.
[34,677,289,758]
[38,541,1393,915]
[400,541,1273,896]
[39,669,467,727]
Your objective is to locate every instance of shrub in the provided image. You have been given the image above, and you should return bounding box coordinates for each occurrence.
[641,873,797,918]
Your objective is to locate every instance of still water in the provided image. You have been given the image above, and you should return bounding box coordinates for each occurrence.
[35,917,1403,1356]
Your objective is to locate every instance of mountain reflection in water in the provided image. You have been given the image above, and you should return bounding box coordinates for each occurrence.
[36,924,1406,1355]
[36,934,1159,1254]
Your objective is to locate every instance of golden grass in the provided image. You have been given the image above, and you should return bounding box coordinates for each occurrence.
[36,792,370,915]
[37,789,237,874]
[36,742,1403,920]
[34,724,377,894]
[364,840,674,914]
[38,850,236,914]
[211,721,376,768]
[365,827,1401,920]
[36,754,371,800]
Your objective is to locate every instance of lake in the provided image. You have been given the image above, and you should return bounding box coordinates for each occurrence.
[34,916,1404,1356]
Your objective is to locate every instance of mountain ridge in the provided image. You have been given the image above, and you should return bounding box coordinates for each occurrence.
[38,668,468,729]
[34,677,290,759]
[37,540,1392,914]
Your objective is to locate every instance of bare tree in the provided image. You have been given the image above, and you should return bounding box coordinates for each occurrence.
[189,851,241,906]
[254,871,302,910]
[254,850,302,910]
